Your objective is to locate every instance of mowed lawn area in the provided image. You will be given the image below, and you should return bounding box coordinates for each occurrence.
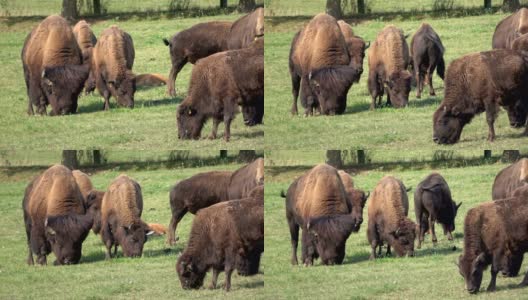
[0,12,263,149]
[0,162,264,299]
[265,12,528,149]
[264,159,527,299]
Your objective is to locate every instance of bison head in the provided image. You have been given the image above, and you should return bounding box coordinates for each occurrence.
[346,38,369,82]
[177,103,206,140]
[41,65,89,115]
[45,214,93,265]
[506,100,527,128]
[385,71,411,108]
[458,253,487,294]
[387,219,416,257]
[432,105,472,144]
[306,214,355,265]
[108,72,136,108]
[309,66,360,115]
[442,201,462,240]
[349,189,369,232]
[117,221,154,257]
[255,8,264,38]
[176,254,206,289]
[85,190,105,234]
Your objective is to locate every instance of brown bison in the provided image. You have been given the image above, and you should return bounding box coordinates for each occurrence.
[93,26,136,110]
[72,20,97,93]
[367,176,416,259]
[135,73,167,88]
[71,170,105,234]
[289,13,359,116]
[100,175,153,258]
[22,15,88,116]
[338,170,370,231]
[410,23,445,98]
[458,196,528,294]
[414,173,461,249]
[512,33,528,51]
[368,25,412,109]
[23,165,95,265]
[282,164,357,266]
[433,50,528,144]
[492,8,528,49]
[338,20,369,81]
[227,7,264,49]
[176,194,263,291]
[228,157,264,199]
[176,39,263,142]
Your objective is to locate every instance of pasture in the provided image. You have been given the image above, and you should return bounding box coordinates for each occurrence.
[0,12,263,149]
[264,154,527,299]
[264,11,528,149]
[0,160,264,299]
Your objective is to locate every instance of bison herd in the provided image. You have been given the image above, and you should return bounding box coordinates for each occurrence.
[21,8,264,142]
[22,158,264,292]
[281,158,528,294]
[289,10,528,144]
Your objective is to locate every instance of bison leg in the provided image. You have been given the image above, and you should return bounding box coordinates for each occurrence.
[223,113,234,142]
[427,68,436,96]
[287,216,299,265]
[386,245,392,257]
[301,230,314,266]
[24,211,34,265]
[429,216,437,245]
[414,60,422,99]
[209,118,221,140]
[368,71,380,110]
[290,72,301,115]
[485,103,498,142]
[209,269,219,289]
[224,259,234,291]
[167,207,187,246]
[508,254,524,277]
[101,221,114,259]
[167,57,187,98]
[520,270,528,287]
[367,222,378,259]
[487,255,501,292]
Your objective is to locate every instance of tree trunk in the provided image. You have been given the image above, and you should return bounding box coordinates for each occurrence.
[93,0,101,15]
[501,150,520,162]
[61,0,78,20]
[358,0,366,14]
[484,0,492,9]
[484,150,492,159]
[326,0,343,19]
[357,150,366,164]
[503,0,520,12]
[93,150,102,165]
[220,0,228,8]
[239,150,257,162]
[62,150,79,169]
[326,150,343,168]
[239,0,256,12]
[220,150,228,159]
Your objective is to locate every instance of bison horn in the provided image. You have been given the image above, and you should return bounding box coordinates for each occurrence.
[308,72,312,80]
[456,202,463,210]
[365,191,370,199]
[306,222,311,230]
[365,41,371,49]
[146,230,155,236]
[41,69,47,78]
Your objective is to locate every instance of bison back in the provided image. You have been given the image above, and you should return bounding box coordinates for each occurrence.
[368,25,409,78]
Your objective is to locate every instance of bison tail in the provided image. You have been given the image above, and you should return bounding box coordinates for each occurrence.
[280,190,287,198]
[437,57,445,81]
[163,38,171,47]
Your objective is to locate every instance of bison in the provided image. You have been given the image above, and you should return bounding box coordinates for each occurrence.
[289,13,359,116]
[282,164,357,266]
[433,50,528,144]
[176,193,263,291]
[228,157,264,199]
[367,176,416,259]
[100,175,153,258]
[458,195,528,294]
[23,165,95,265]
[337,20,369,82]
[410,23,445,99]
[492,7,528,49]
[176,39,263,142]
[22,15,88,116]
[337,170,370,232]
[368,25,412,109]
[414,173,461,249]
[72,20,97,93]
[93,25,136,110]
[71,170,105,234]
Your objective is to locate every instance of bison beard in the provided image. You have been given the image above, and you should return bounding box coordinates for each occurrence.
[308,66,360,115]
[41,65,89,115]
[45,214,93,265]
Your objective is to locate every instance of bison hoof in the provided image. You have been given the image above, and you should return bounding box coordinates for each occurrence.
[486,286,496,292]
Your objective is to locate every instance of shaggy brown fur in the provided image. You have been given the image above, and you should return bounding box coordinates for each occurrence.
[72,170,93,200]
[23,164,93,266]
[367,176,416,259]
[512,33,528,51]
[22,15,85,115]
[135,73,167,88]
[432,50,528,144]
[458,196,528,294]
[228,158,264,200]
[73,20,97,93]
[147,223,167,236]
[338,170,369,231]
[167,171,233,245]
[492,158,528,200]
[337,20,368,80]
[227,7,264,49]
[338,20,355,38]
[177,39,263,142]
[72,170,105,234]
[93,25,136,110]
[368,25,412,109]
[289,13,351,116]
[492,7,528,49]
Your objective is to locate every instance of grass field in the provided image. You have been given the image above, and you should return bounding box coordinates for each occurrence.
[0,13,263,149]
[0,160,264,299]
[265,11,528,150]
[264,155,528,299]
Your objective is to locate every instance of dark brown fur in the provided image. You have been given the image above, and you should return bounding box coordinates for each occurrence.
[433,50,528,144]
[492,8,528,49]
[228,158,264,200]
[338,170,369,232]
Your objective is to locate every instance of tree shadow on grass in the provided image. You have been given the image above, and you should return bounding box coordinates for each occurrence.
[237,280,264,289]
[409,96,441,109]
[345,251,371,265]
[347,101,371,114]
[234,129,264,139]
[140,96,182,108]
[81,245,182,264]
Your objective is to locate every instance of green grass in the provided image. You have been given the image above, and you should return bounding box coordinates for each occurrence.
[0,14,263,149]
[265,12,528,150]
[0,161,264,299]
[264,157,528,299]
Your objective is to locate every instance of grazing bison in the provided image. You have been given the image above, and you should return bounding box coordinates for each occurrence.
[282,164,356,266]
[93,26,136,110]
[414,173,461,249]
[135,73,167,88]
[289,13,358,116]
[227,7,264,49]
[100,175,153,258]
[458,196,528,294]
[367,176,416,259]
[338,170,370,231]
[228,157,265,200]
[338,20,369,81]
[410,23,445,99]
[176,194,263,291]
[72,170,105,234]
[368,25,412,109]
[23,165,94,265]
[433,50,528,144]
[177,39,263,141]
[22,15,88,116]
[492,8,528,49]
[72,20,97,93]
